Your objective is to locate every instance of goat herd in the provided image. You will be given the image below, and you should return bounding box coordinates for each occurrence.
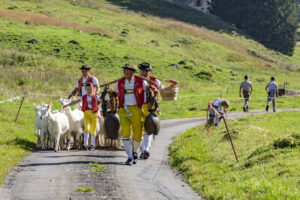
[34,98,122,152]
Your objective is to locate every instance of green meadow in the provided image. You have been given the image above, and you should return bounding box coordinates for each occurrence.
[0,0,299,192]
[170,111,300,200]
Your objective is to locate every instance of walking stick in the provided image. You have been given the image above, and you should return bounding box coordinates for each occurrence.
[152,77,178,85]
[100,75,156,87]
[100,79,119,87]
[207,102,238,162]
[15,92,26,122]
[206,105,209,133]
[223,117,239,162]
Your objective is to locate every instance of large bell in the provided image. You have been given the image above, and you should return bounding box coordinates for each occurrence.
[144,112,160,135]
[104,114,121,140]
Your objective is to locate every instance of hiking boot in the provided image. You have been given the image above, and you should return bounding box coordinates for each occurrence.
[133,152,138,164]
[90,145,95,151]
[243,107,246,112]
[125,158,133,166]
[266,105,269,112]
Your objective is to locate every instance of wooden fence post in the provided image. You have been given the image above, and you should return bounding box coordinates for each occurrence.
[15,92,26,122]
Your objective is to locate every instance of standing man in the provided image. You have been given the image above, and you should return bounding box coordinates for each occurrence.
[239,75,252,112]
[68,65,100,99]
[115,64,148,165]
[265,77,278,112]
[138,62,177,159]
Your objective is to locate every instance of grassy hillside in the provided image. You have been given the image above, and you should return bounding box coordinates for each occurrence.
[170,111,300,199]
[0,0,300,185]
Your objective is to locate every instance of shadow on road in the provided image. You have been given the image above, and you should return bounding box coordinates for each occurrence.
[43,154,124,159]
[18,160,125,167]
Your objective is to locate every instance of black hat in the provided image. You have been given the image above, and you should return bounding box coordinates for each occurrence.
[138,62,152,71]
[79,65,92,70]
[122,64,136,71]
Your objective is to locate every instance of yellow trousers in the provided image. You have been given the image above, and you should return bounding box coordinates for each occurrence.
[119,106,143,142]
[84,110,98,135]
[141,104,149,133]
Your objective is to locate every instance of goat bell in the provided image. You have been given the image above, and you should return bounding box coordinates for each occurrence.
[104,114,121,140]
[144,112,160,135]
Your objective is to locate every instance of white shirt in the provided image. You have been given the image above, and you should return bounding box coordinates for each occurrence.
[115,77,148,106]
[75,76,99,96]
[144,78,163,103]
[78,95,100,109]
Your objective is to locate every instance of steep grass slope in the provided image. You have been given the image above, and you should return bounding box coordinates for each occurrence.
[0,0,300,185]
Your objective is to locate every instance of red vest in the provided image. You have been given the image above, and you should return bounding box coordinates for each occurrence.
[118,75,144,108]
[81,94,98,113]
[77,75,97,96]
[149,76,157,86]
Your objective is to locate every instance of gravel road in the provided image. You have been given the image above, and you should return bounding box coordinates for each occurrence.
[0,109,298,200]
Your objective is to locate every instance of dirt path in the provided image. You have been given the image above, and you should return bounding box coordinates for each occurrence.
[0,109,299,200]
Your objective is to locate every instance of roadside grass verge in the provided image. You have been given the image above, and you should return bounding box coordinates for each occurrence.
[169,111,300,199]
[0,100,62,185]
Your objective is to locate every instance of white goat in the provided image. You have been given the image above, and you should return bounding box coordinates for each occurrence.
[60,98,84,149]
[34,104,50,150]
[43,104,70,152]
[34,104,42,148]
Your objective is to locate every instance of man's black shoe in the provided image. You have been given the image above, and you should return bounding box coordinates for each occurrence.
[266,105,269,112]
[273,109,276,112]
[140,151,150,159]
[133,152,138,164]
[140,152,145,159]
[82,145,88,150]
[243,107,246,112]
[144,151,150,159]
[125,158,133,166]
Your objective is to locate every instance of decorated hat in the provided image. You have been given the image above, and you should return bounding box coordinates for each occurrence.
[79,65,92,70]
[138,62,152,71]
[122,64,136,71]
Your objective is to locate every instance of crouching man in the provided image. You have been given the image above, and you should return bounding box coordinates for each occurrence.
[115,64,148,165]
[208,98,230,126]
[63,83,101,150]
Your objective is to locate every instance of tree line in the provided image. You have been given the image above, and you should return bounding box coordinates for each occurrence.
[210,0,298,56]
